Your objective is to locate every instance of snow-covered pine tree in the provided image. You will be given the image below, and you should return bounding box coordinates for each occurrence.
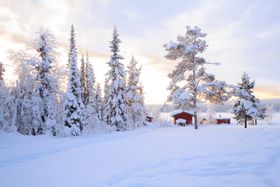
[105,27,128,131]
[233,72,265,128]
[85,52,96,107]
[102,76,110,123]
[203,81,231,104]
[127,56,145,129]
[164,26,220,129]
[80,54,89,105]
[83,52,100,132]
[32,28,58,135]
[64,25,85,136]
[94,83,104,120]
[0,62,7,130]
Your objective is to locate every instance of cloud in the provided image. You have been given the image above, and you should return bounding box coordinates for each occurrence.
[254,84,280,99]
[0,0,279,104]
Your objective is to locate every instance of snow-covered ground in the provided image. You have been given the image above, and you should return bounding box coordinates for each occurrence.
[1,124,280,187]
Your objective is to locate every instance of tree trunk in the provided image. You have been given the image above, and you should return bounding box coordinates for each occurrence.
[194,111,198,129]
[192,54,198,130]
[244,117,247,128]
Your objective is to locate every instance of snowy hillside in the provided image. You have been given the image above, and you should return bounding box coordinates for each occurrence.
[1,125,280,187]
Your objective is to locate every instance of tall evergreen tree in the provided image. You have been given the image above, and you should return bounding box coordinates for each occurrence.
[233,72,265,128]
[64,25,84,136]
[127,56,145,129]
[105,27,128,131]
[164,26,223,129]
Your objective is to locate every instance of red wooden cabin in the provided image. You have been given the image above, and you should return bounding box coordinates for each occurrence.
[216,118,231,124]
[170,110,194,126]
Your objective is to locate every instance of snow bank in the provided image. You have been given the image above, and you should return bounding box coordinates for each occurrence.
[0,125,280,187]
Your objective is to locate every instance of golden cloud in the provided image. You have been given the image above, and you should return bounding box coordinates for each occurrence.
[254,84,280,99]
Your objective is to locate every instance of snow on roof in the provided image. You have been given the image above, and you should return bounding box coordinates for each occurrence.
[215,113,233,120]
[170,109,194,116]
[176,118,187,123]
[216,117,231,120]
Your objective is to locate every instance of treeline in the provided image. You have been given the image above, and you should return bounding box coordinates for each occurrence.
[0,25,145,136]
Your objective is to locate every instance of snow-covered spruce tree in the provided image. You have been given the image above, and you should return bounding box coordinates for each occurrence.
[32,28,58,135]
[64,25,85,136]
[164,26,227,129]
[94,82,104,120]
[83,53,100,132]
[84,53,104,122]
[127,56,145,129]
[105,27,128,131]
[233,72,265,128]
[102,76,110,123]
[85,52,96,107]
[80,54,89,105]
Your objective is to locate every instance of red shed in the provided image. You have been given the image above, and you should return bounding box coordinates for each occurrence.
[216,118,231,124]
[170,110,194,126]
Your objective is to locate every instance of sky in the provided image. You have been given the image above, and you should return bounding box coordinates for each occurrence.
[0,0,280,104]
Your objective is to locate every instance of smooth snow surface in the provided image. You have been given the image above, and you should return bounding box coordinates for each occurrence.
[1,125,280,187]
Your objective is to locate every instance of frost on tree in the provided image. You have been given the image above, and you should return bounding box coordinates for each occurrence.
[163,26,229,129]
[103,76,110,124]
[105,27,128,131]
[64,25,85,136]
[80,54,87,104]
[32,28,58,135]
[0,62,8,130]
[127,56,146,129]
[202,81,231,104]
[83,53,101,133]
[8,51,42,135]
[233,72,265,128]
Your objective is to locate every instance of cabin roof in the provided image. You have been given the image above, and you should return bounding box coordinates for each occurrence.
[169,110,194,117]
[216,117,231,120]
[176,118,187,123]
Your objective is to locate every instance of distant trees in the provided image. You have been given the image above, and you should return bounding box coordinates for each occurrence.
[163,26,230,129]
[233,72,265,128]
